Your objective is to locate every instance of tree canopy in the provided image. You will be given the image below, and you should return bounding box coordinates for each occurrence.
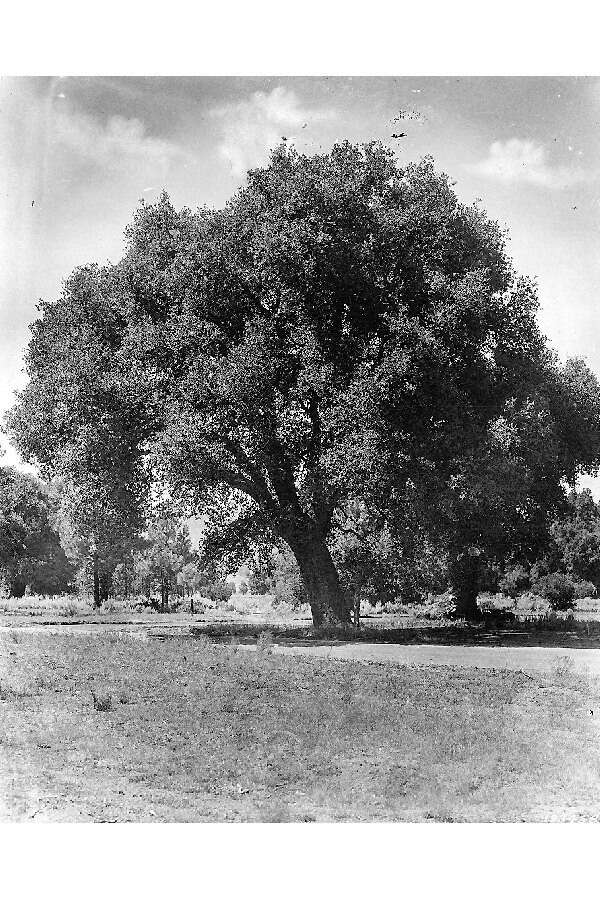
[7,141,600,623]
[0,466,74,596]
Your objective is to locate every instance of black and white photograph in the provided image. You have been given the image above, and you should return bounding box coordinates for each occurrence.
[1,7,600,878]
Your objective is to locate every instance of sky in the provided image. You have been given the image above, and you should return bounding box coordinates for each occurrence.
[2,75,600,493]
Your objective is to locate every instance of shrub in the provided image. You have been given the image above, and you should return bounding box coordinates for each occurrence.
[270,574,306,608]
[90,688,113,711]
[227,593,263,615]
[421,591,457,620]
[102,599,119,614]
[250,575,269,594]
[498,565,531,598]
[573,580,597,600]
[61,599,82,617]
[553,655,576,678]
[476,598,514,621]
[532,573,576,610]
[256,630,274,654]
[359,598,387,617]
[477,594,517,624]
[515,592,549,615]
[203,582,235,603]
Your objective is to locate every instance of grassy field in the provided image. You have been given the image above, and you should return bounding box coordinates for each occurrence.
[2,630,600,822]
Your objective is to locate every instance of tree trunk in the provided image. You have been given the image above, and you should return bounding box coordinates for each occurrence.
[10,578,27,598]
[99,571,111,604]
[93,553,101,608]
[449,553,483,621]
[160,572,169,612]
[288,534,350,627]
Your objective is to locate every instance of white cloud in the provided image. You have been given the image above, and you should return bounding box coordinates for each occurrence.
[471,138,587,189]
[211,86,334,177]
[49,109,184,178]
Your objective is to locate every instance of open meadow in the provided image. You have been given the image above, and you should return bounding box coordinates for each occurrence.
[2,629,600,822]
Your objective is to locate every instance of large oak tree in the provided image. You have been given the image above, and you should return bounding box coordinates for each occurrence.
[7,141,600,623]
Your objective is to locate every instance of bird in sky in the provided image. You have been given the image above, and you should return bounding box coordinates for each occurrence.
[391,132,407,139]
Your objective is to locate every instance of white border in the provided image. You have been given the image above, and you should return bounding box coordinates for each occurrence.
[1,823,598,899]
[2,3,598,898]
[1,1,599,76]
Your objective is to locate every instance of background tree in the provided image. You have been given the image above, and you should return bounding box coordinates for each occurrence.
[0,466,74,596]
[408,358,600,618]
[7,141,600,624]
[134,508,194,611]
[56,474,146,607]
[177,560,206,613]
[539,489,600,591]
[329,500,447,622]
[5,265,151,607]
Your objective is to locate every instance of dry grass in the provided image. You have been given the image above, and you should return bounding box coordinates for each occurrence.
[2,631,600,822]
[4,588,600,634]
[0,591,312,623]
[0,594,95,617]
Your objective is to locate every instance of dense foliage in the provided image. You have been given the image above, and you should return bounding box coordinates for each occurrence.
[7,141,600,622]
[0,466,75,596]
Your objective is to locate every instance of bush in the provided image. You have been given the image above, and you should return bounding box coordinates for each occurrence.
[532,573,576,611]
[203,582,235,603]
[421,591,457,620]
[269,572,307,608]
[478,592,515,614]
[62,599,81,617]
[250,575,269,594]
[227,593,262,615]
[573,580,597,600]
[515,592,549,615]
[359,598,387,617]
[498,565,531,598]
[256,630,274,654]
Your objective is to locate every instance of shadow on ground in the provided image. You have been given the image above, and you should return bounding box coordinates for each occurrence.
[185,620,600,650]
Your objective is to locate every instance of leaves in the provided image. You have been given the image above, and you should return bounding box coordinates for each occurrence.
[6,140,600,617]
[0,467,75,594]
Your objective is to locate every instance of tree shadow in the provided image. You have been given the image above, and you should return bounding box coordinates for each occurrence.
[188,621,600,650]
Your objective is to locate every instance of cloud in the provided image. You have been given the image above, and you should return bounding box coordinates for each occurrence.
[211,86,334,177]
[49,109,184,177]
[471,139,587,189]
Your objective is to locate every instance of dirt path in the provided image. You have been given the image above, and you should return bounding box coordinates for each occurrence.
[239,640,600,676]
[3,621,600,676]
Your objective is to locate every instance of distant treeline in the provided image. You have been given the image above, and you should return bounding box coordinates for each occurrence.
[2,464,600,614]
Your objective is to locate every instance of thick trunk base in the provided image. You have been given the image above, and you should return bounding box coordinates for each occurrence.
[10,579,27,599]
[449,554,483,622]
[99,572,111,605]
[453,590,483,621]
[289,535,350,627]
